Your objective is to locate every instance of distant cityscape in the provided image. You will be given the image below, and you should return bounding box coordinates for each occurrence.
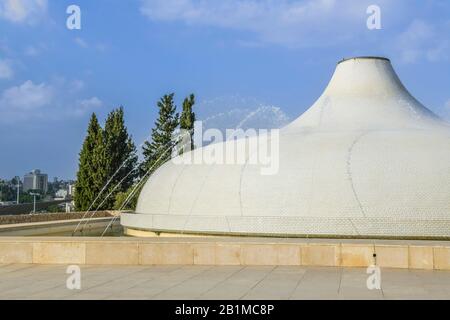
[0,169,75,212]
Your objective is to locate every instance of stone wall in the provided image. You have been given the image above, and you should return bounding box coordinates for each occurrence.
[0,211,116,225]
[0,237,448,270]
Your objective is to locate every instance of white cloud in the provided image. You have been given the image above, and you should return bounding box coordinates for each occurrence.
[395,20,450,64]
[0,58,13,79]
[140,0,401,47]
[0,0,48,24]
[0,78,103,123]
[74,97,103,116]
[69,79,85,93]
[0,80,53,110]
[24,43,47,56]
[74,37,88,48]
[74,38,109,53]
[426,41,450,62]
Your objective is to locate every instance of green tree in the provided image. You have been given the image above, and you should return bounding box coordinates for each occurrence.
[179,93,196,152]
[46,204,62,213]
[114,185,139,211]
[19,193,34,204]
[103,107,138,209]
[0,183,14,201]
[74,113,107,211]
[141,93,179,176]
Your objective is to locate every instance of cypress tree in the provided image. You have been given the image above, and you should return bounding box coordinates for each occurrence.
[179,94,196,152]
[103,107,138,209]
[141,93,179,176]
[74,113,106,211]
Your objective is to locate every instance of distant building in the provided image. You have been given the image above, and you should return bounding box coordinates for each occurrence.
[55,189,68,199]
[23,169,48,193]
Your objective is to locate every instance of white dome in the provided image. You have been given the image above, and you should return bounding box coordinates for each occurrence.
[122,57,450,238]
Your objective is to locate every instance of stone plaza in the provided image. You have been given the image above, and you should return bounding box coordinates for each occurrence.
[0,263,449,300]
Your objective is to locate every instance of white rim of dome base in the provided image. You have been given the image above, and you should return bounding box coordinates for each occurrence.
[121,213,450,240]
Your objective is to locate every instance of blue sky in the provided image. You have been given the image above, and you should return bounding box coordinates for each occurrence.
[0,0,449,180]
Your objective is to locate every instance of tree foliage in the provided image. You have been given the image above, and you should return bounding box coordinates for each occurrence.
[74,93,196,213]
[103,107,138,209]
[74,113,106,211]
[179,94,196,152]
[0,182,14,202]
[114,185,140,211]
[141,93,179,176]
[74,109,137,211]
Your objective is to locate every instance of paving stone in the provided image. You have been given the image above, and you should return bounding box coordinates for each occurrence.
[0,264,448,300]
